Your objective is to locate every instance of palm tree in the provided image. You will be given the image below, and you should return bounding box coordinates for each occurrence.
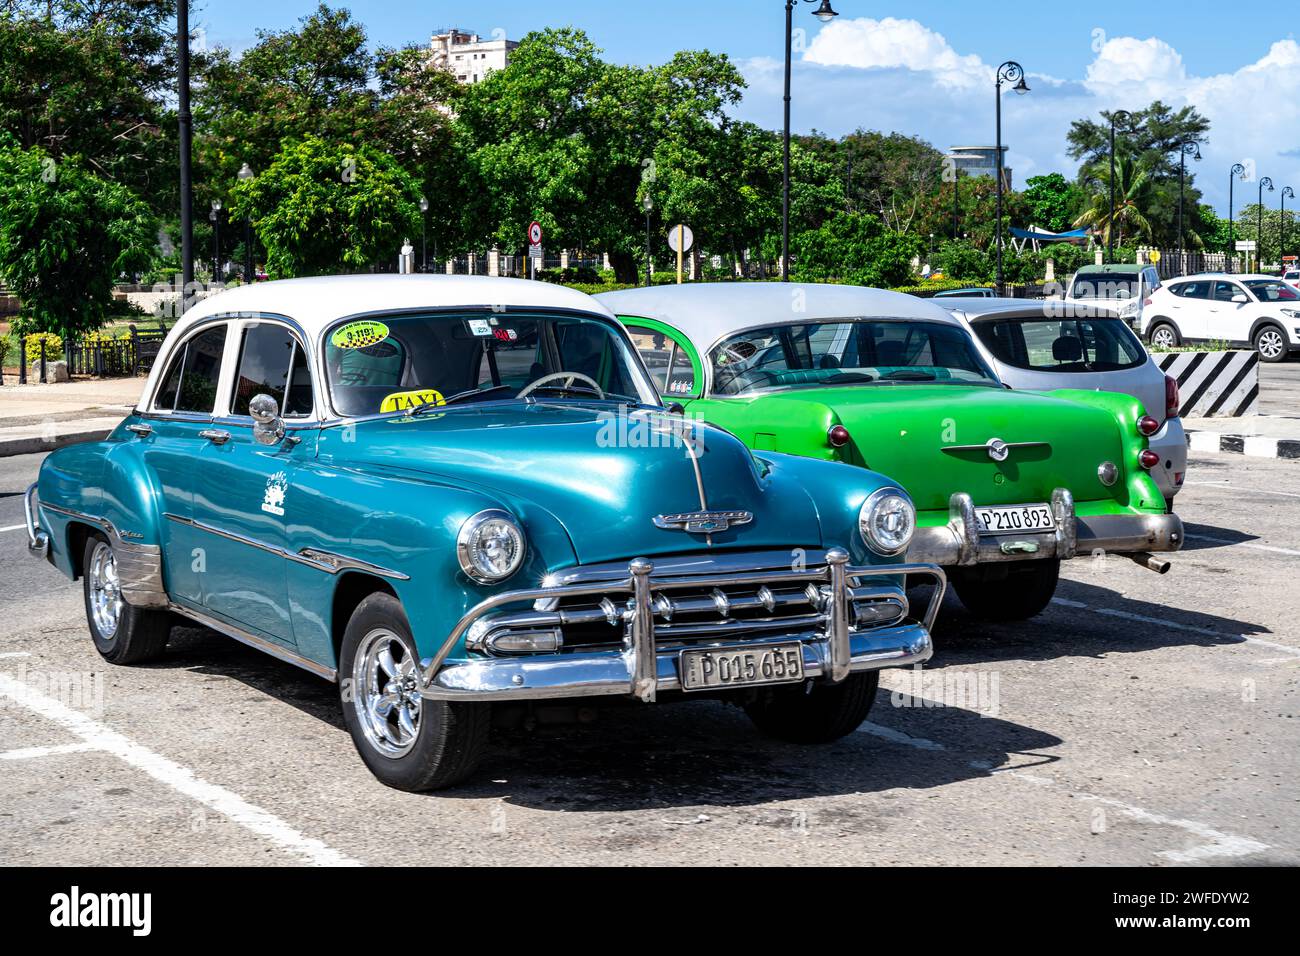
[1074,155,1155,249]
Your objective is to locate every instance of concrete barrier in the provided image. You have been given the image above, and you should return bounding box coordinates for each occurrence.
[1155,350,1258,418]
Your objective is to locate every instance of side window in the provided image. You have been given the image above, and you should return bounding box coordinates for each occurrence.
[154,326,227,414]
[232,322,313,417]
[625,324,698,396]
[1212,281,1241,303]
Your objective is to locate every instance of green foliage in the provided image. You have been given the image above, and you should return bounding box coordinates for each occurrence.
[1074,155,1154,247]
[0,142,156,337]
[1022,174,1087,233]
[936,241,994,284]
[231,136,421,278]
[1235,204,1299,268]
[790,212,919,288]
[24,330,64,359]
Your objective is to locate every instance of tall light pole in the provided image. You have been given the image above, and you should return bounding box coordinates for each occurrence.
[1258,177,1275,273]
[782,0,839,281]
[419,197,429,273]
[178,0,194,294]
[952,167,961,238]
[994,61,1029,294]
[1283,186,1295,271]
[643,193,654,287]
[1177,142,1200,254]
[209,199,221,283]
[1229,163,1246,271]
[1106,110,1134,264]
[237,163,254,283]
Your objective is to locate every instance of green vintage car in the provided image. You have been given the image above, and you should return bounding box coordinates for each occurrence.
[598,283,1183,620]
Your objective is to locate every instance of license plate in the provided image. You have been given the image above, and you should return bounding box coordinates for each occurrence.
[678,642,805,692]
[974,503,1055,535]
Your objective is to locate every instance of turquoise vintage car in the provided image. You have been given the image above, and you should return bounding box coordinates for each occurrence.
[24,275,945,791]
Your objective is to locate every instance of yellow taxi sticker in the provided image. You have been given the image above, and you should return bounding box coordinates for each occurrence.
[380,389,445,413]
[330,320,390,350]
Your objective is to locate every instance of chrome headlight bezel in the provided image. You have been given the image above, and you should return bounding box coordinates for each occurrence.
[456,509,526,584]
[858,487,916,557]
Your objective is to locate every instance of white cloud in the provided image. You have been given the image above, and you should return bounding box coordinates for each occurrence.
[802,16,989,89]
[1084,37,1188,100]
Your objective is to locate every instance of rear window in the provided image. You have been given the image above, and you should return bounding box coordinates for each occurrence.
[1070,272,1138,300]
[972,316,1146,373]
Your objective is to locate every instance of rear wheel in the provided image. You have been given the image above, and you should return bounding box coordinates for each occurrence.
[1253,325,1288,362]
[951,558,1060,621]
[339,593,489,791]
[82,533,172,664]
[744,671,879,743]
[1148,322,1179,349]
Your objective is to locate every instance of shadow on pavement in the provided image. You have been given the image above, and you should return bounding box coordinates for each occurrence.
[1178,522,1262,551]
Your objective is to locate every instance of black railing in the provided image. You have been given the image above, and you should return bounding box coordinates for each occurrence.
[7,324,168,385]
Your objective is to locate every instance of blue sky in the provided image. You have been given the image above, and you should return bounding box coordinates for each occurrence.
[195,1,1300,215]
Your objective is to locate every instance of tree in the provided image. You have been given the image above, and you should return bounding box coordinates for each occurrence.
[802,129,944,234]
[1236,204,1300,269]
[790,212,918,288]
[1074,155,1154,248]
[1022,173,1087,233]
[0,139,156,338]
[231,136,421,278]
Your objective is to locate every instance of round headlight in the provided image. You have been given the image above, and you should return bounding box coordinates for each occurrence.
[457,510,526,583]
[858,488,915,557]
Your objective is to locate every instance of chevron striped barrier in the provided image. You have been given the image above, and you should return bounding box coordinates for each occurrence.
[1155,350,1259,418]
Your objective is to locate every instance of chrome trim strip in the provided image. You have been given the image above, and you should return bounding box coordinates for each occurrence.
[164,513,410,581]
[38,501,167,606]
[942,440,1049,454]
[168,602,337,682]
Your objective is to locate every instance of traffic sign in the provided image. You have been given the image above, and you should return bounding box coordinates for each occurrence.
[527,221,543,247]
[667,224,694,253]
[1235,240,1257,251]
[1149,250,1161,263]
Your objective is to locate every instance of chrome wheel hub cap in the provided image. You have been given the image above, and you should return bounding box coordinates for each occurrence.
[1259,331,1283,358]
[352,629,422,759]
[1153,329,1174,347]
[89,541,122,640]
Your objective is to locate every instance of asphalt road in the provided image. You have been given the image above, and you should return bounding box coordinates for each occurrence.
[1259,361,1300,416]
[1,448,1297,866]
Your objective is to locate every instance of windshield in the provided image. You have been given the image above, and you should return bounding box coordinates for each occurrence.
[1070,272,1139,300]
[323,311,655,417]
[972,315,1146,373]
[708,319,998,396]
[1242,279,1300,302]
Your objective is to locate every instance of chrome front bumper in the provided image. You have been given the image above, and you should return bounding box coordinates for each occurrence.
[23,483,50,558]
[419,549,946,703]
[906,489,1184,567]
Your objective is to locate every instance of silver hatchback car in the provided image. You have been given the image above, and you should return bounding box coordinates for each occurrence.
[941,298,1187,510]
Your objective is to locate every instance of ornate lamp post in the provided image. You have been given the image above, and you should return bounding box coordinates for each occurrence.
[237,163,254,283]
[1229,163,1246,271]
[642,193,654,287]
[1258,177,1275,272]
[419,197,429,273]
[1282,186,1295,271]
[994,61,1029,294]
[1176,142,1200,253]
[782,0,839,281]
[1106,109,1135,264]
[209,199,221,283]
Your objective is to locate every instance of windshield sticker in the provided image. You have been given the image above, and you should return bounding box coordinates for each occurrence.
[492,328,518,342]
[331,320,390,350]
[467,319,492,337]
[380,389,445,413]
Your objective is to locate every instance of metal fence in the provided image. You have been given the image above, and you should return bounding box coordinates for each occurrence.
[1145,250,1246,279]
[10,325,167,384]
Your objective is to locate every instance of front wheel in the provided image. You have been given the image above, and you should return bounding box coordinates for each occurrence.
[1253,325,1288,362]
[950,558,1060,621]
[744,671,879,743]
[1148,322,1180,349]
[82,533,172,664]
[339,593,489,791]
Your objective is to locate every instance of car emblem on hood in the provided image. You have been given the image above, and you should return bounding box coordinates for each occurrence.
[653,510,753,534]
[986,438,1010,462]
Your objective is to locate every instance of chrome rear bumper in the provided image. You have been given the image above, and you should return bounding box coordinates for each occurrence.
[906,489,1183,566]
[419,550,946,703]
[23,483,49,558]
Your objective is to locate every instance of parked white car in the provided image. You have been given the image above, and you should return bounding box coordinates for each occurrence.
[1141,273,1300,362]
[1062,264,1163,328]
[943,298,1187,509]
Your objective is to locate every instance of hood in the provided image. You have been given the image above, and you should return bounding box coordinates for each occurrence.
[757,385,1126,512]
[337,403,825,563]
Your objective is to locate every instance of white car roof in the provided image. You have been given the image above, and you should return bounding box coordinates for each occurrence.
[596,283,964,353]
[1166,273,1280,283]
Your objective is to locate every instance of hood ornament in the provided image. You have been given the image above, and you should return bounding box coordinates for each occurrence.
[986,437,1010,462]
[654,510,753,534]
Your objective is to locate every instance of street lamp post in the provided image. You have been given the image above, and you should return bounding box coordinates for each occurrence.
[178,0,194,294]
[643,193,654,287]
[952,168,961,239]
[994,61,1029,294]
[1257,177,1275,272]
[1177,142,1200,254]
[782,0,839,281]
[209,199,221,283]
[419,197,429,273]
[1229,163,1246,271]
[1106,110,1134,264]
[1282,187,1295,270]
[237,163,254,283]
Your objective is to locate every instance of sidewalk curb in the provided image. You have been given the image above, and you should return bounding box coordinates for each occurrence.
[1186,430,1300,460]
[0,427,115,458]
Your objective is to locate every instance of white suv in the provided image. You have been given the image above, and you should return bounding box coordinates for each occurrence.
[1140,273,1300,362]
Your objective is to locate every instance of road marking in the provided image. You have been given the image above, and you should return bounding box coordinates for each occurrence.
[0,673,361,867]
[862,716,1269,863]
[0,652,31,659]
[1051,597,1300,658]
[1183,480,1300,500]
[0,524,27,533]
[0,742,98,760]
[1186,533,1300,557]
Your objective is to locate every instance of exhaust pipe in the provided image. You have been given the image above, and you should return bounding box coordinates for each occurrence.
[1129,551,1170,574]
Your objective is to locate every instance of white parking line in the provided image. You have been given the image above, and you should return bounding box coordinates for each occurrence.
[1184,480,1300,500]
[0,673,361,867]
[861,713,1269,864]
[1051,597,1300,658]
[0,742,98,761]
[1186,532,1300,557]
[0,524,27,533]
[0,652,31,659]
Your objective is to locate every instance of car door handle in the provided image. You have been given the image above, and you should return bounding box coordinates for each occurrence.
[126,423,153,437]
[199,429,231,445]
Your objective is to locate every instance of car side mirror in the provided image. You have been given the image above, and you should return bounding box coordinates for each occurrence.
[1232,293,1248,304]
[249,393,285,445]
[665,402,685,415]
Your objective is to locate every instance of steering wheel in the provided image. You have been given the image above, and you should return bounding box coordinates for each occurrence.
[516,371,605,400]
